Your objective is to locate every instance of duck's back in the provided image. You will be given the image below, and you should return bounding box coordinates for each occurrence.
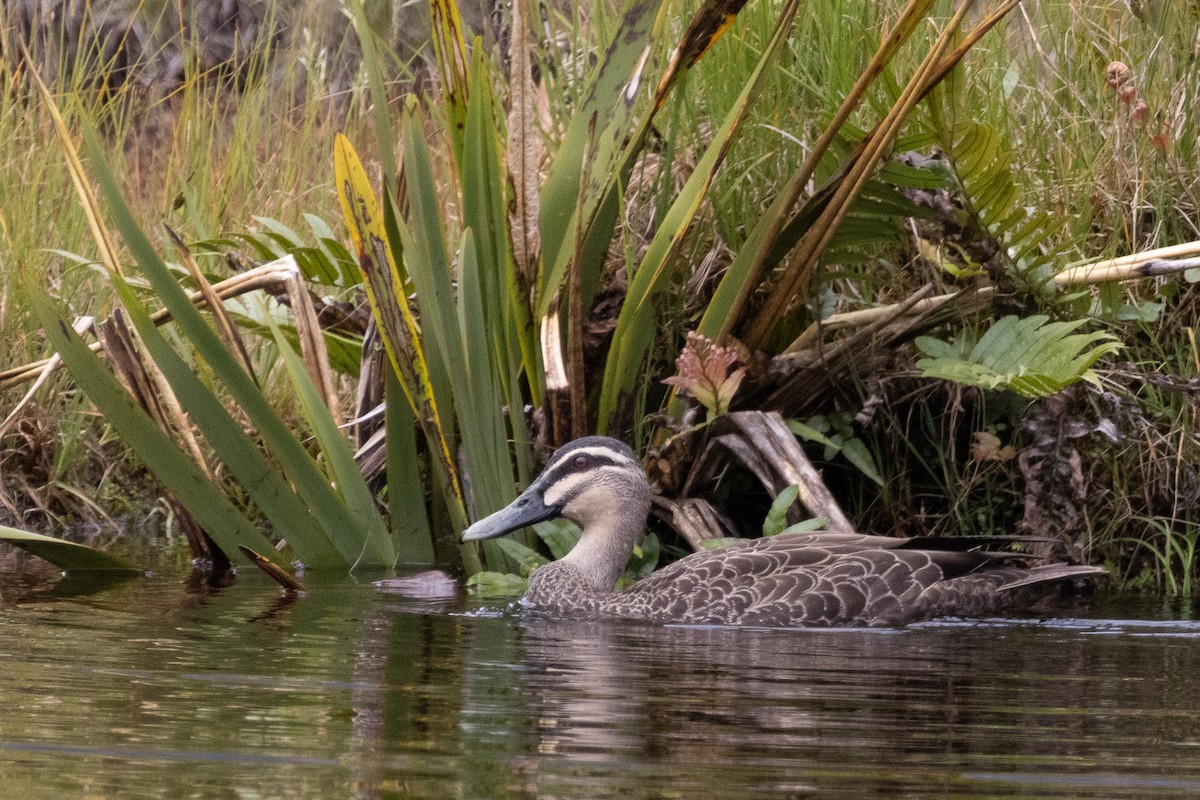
[597,533,1097,627]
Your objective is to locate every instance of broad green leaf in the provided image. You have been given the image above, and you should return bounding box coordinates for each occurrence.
[0,525,141,574]
[763,484,799,536]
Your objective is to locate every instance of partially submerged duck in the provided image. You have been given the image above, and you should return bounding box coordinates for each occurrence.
[462,436,1105,627]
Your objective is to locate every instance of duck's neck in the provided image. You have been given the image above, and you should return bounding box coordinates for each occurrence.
[556,497,650,594]
[557,526,630,593]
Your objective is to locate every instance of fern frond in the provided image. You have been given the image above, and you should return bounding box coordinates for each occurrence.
[939,121,1068,285]
[915,314,1122,398]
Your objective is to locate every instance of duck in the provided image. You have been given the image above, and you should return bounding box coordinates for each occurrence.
[461,436,1105,627]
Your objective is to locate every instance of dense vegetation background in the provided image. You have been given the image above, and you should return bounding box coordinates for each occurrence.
[2,0,1199,595]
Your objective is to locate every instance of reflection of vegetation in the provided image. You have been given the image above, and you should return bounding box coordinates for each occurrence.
[2,0,1200,592]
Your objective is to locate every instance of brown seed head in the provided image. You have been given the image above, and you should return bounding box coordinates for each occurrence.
[1131,100,1149,126]
[1106,61,1131,88]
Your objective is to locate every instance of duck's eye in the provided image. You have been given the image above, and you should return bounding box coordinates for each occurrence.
[572,455,589,470]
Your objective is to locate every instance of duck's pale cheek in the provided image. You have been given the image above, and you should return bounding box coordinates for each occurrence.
[543,473,588,508]
[563,490,609,523]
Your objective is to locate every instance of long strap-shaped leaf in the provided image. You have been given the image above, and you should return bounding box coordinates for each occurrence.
[102,266,345,567]
[346,0,398,188]
[23,272,284,566]
[741,0,988,348]
[536,0,667,314]
[268,321,395,568]
[430,0,471,164]
[696,0,935,347]
[538,0,756,321]
[32,73,359,568]
[597,0,801,432]
[78,125,386,568]
[333,134,466,526]
[0,524,141,574]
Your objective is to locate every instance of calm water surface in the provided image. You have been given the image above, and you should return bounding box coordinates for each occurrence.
[1,569,1198,799]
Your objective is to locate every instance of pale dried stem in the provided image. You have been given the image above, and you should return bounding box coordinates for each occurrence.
[0,316,93,438]
[1055,240,1200,285]
[784,285,995,353]
[1,257,321,392]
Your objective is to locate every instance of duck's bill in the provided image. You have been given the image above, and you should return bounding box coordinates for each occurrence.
[461,490,561,542]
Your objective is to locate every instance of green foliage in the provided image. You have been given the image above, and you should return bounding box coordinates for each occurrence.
[0,525,140,574]
[915,315,1123,398]
[935,121,1068,289]
[1121,518,1198,598]
[465,570,528,597]
[763,485,800,536]
[787,416,884,486]
[23,0,1153,586]
[762,487,828,537]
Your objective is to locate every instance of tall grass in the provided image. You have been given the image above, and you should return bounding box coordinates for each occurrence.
[0,3,378,522]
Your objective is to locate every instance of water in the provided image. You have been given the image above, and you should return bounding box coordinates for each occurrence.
[1,570,1199,799]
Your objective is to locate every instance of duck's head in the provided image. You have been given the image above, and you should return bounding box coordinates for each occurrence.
[461,436,650,547]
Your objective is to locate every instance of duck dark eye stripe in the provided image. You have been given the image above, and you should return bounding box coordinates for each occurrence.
[540,453,623,487]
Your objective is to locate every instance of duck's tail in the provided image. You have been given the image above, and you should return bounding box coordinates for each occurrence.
[997,563,1108,591]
